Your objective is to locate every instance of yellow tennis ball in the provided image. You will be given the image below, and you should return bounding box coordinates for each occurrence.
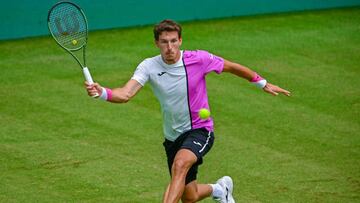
[198,108,210,120]
[72,39,77,45]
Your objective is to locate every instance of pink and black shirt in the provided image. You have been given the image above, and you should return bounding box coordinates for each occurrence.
[131,50,224,141]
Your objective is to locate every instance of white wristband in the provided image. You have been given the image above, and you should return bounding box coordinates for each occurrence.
[99,87,108,100]
[253,79,267,89]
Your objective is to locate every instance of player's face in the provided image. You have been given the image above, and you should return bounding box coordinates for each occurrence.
[156,31,182,64]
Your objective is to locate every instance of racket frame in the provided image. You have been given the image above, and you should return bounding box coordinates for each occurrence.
[47,1,98,97]
[47,1,88,69]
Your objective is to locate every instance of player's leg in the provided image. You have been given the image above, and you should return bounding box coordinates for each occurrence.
[164,148,198,203]
[162,128,216,202]
[181,180,212,203]
[162,184,170,202]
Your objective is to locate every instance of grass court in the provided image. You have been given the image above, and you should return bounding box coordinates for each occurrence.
[0,7,359,202]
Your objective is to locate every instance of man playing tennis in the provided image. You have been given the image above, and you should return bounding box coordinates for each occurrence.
[85,19,290,203]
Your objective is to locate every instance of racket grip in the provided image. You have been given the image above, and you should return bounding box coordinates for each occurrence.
[83,67,99,98]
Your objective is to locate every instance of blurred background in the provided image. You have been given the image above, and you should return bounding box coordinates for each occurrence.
[1,0,360,40]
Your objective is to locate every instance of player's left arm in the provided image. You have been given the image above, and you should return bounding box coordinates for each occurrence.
[223,59,291,96]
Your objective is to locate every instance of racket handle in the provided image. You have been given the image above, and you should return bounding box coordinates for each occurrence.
[83,67,99,98]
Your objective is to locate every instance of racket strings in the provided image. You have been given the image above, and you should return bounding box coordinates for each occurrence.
[48,3,87,50]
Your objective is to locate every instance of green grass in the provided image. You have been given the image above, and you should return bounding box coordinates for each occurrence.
[1,7,359,202]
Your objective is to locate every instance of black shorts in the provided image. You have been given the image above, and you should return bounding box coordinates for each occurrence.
[163,128,215,185]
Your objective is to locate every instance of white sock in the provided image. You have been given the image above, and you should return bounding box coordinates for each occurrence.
[210,183,224,198]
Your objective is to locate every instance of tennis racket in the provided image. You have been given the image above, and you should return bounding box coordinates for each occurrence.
[47,1,98,97]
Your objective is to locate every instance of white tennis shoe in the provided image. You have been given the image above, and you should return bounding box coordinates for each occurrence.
[213,176,235,203]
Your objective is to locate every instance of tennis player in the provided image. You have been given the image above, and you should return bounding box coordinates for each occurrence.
[85,19,290,203]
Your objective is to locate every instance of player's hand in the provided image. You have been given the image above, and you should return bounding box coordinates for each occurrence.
[85,81,102,98]
[263,82,291,96]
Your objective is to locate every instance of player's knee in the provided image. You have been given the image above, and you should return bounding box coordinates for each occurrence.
[172,159,191,174]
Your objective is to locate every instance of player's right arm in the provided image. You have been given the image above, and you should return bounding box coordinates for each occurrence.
[85,79,142,103]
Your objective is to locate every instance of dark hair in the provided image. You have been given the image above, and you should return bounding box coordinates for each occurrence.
[153,19,182,41]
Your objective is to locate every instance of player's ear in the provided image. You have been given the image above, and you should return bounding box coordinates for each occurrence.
[155,39,160,48]
[179,37,182,46]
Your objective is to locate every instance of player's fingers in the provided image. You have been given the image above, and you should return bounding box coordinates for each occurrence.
[270,90,279,96]
[267,84,291,97]
[89,91,98,97]
[84,81,93,90]
[282,90,291,96]
[88,88,98,96]
[277,87,291,96]
[264,86,278,96]
[85,84,94,90]
[94,84,103,92]
[85,82,100,90]
[84,81,91,86]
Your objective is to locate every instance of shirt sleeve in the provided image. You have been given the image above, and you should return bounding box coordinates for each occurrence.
[131,60,150,86]
[198,50,224,75]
